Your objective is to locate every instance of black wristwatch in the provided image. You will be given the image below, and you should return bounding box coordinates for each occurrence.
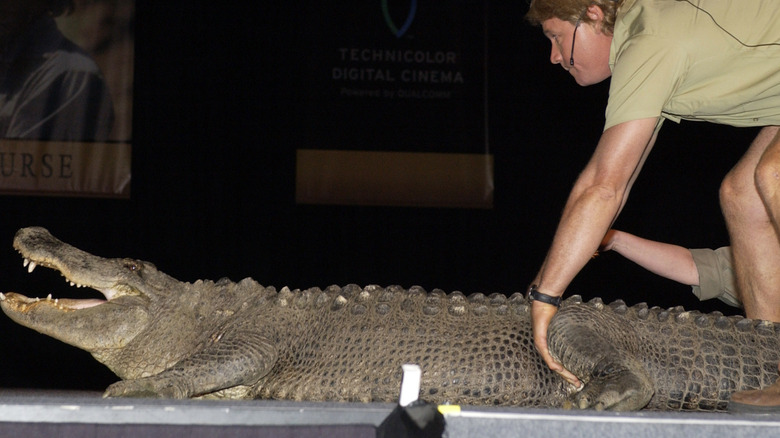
[527,284,562,308]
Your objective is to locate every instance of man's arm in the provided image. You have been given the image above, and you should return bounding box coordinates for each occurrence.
[531,117,659,387]
[600,229,699,286]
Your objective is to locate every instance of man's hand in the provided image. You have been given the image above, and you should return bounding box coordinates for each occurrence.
[531,300,582,388]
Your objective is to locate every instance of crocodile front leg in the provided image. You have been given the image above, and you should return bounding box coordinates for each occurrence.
[104,330,277,399]
[548,302,654,411]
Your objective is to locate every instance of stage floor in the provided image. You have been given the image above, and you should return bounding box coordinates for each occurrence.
[1,389,780,437]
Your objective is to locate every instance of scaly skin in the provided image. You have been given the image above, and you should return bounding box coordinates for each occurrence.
[1,227,778,411]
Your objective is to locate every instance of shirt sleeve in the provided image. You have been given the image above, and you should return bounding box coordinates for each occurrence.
[605,33,688,130]
[689,247,741,308]
[8,69,115,142]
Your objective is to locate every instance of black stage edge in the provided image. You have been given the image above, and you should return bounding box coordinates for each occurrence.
[2,389,780,437]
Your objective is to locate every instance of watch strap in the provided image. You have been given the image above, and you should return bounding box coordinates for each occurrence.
[527,285,562,308]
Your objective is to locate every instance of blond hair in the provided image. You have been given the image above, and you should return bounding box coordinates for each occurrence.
[526,0,623,34]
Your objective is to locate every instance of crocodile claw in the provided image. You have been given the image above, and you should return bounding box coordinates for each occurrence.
[571,369,654,411]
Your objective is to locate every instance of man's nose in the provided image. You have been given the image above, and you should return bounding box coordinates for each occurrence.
[550,44,563,65]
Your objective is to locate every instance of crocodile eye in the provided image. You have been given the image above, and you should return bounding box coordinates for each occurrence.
[124,262,139,272]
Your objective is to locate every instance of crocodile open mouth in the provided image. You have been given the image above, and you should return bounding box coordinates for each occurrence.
[0,256,108,312]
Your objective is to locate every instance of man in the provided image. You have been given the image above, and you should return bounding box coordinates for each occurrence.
[524,0,780,411]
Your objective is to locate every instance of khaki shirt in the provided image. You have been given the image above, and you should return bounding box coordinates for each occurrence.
[606,0,780,131]
[689,247,741,308]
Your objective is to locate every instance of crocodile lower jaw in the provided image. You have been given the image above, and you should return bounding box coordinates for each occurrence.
[0,292,106,312]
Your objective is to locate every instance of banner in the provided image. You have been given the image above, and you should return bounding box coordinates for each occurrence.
[295,0,492,208]
[0,140,130,198]
[0,0,134,197]
[297,150,493,209]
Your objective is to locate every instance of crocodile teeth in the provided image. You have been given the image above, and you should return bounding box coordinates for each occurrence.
[25,259,37,273]
[0,292,5,301]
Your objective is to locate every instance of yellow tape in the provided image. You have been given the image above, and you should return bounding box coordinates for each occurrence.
[438,405,461,414]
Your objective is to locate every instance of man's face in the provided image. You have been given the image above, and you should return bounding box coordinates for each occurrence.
[541,13,613,86]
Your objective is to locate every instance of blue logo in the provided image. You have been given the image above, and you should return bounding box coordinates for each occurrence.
[381,0,417,38]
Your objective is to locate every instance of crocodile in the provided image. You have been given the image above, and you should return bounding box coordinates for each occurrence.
[1,227,779,411]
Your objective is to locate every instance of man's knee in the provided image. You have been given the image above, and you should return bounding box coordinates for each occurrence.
[755,156,780,203]
[720,171,749,216]
[720,168,770,225]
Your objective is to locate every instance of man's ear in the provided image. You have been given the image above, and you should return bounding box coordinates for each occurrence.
[586,4,607,32]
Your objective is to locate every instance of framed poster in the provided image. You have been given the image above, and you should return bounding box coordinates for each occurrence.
[0,0,133,197]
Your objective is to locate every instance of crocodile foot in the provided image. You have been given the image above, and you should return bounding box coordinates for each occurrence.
[104,377,190,399]
[567,369,654,411]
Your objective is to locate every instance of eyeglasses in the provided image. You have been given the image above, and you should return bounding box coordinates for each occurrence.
[569,7,589,66]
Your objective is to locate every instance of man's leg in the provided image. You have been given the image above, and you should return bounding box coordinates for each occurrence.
[720,126,780,322]
[721,126,780,412]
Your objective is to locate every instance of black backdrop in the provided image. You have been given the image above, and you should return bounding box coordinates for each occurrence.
[0,1,754,391]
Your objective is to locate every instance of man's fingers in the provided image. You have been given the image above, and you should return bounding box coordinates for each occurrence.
[556,368,582,389]
[538,345,581,388]
[531,301,582,388]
